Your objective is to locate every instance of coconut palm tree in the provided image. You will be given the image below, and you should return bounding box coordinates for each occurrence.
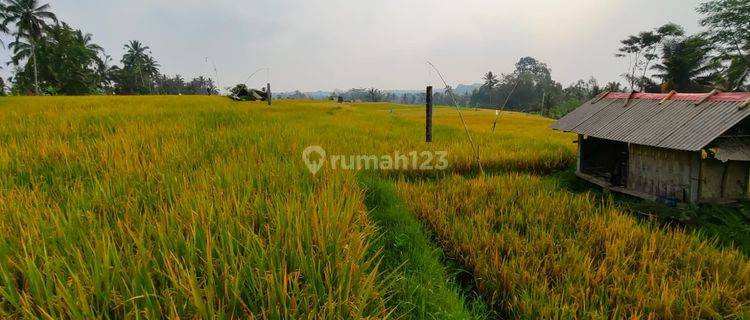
[144,56,161,93]
[652,36,717,92]
[75,30,103,53]
[74,29,105,73]
[3,0,57,95]
[7,37,31,66]
[123,40,148,63]
[143,56,160,78]
[123,40,149,90]
[482,71,499,89]
[120,40,160,94]
[0,3,9,48]
[712,57,750,92]
[95,53,115,92]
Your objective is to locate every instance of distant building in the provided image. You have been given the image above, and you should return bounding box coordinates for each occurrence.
[552,91,750,204]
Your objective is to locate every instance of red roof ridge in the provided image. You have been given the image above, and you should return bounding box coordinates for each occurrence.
[603,91,750,102]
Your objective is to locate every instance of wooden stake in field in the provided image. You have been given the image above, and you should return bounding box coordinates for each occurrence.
[267,83,272,106]
[426,86,433,143]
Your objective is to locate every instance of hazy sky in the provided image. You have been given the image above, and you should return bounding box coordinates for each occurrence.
[41,0,703,91]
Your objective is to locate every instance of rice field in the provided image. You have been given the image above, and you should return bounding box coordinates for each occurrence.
[397,175,750,319]
[0,96,748,319]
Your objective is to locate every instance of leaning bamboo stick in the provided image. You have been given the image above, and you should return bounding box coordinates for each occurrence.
[659,90,677,105]
[622,90,637,108]
[591,91,610,104]
[739,98,750,111]
[695,89,719,106]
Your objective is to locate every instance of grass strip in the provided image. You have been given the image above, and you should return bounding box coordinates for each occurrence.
[359,175,490,320]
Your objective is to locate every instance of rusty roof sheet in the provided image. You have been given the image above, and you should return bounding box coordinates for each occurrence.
[551,92,750,151]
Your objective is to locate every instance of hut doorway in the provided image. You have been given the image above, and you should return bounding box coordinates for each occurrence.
[579,136,629,187]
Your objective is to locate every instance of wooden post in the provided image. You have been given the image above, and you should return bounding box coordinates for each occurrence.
[267,83,272,106]
[576,134,583,174]
[426,86,433,143]
[689,152,701,203]
[720,162,730,199]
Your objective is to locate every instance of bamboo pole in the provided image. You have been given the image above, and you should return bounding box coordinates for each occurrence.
[659,90,677,105]
[267,83,272,106]
[695,89,719,106]
[426,86,433,143]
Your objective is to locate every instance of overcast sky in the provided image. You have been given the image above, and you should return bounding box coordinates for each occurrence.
[38,0,704,91]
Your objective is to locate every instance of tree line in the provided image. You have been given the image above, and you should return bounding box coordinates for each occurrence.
[296,0,747,119]
[1,0,746,104]
[466,0,746,118]
[292,57,615,118]
[0,0,217,95]
[277,88,467,106]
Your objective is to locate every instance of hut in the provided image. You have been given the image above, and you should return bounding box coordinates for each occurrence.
[552,91,750,204]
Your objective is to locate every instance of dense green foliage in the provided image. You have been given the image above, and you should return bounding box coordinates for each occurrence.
[652,36,717,92]
[616,2,749,94]
[111,40,160,95]
[470,57,561,111]
[616,23,686,92]
[698,0,750,91]
[3,0,58,95]
[0,1,218,95]
[11,23,100,95]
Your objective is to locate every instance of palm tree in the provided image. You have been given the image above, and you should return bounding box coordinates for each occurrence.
[712,57,749,92]
[94,53,116,93]
[123,40,148,63]
[75,30,104,66]
[652,36,717,92]
[143,55,159,94]
[70,30,108,92]
[482,71,499,89]
[122,40,149,92]
[0,3,9,48]
[3,0,57,95]
[7,38,31,66]
[75,30,103,54]
[122,40,160,93]
[74,29,105,78]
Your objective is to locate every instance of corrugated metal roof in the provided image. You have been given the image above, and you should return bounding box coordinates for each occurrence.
[551,92,750,151]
